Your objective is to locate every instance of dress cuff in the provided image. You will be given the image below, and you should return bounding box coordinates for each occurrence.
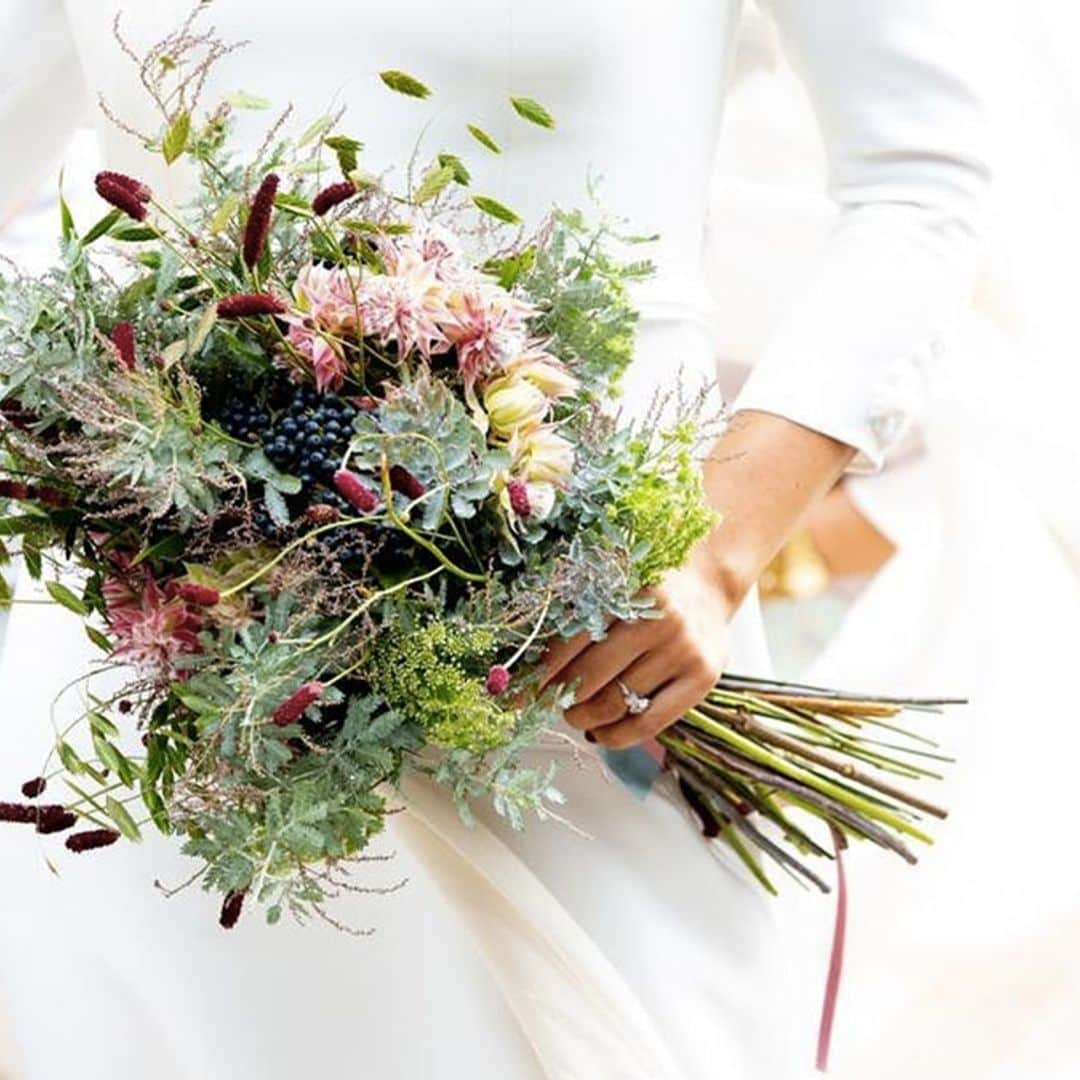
[733,326,940,474]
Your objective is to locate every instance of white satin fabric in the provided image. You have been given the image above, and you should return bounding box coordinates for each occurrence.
[0,3,996,1078]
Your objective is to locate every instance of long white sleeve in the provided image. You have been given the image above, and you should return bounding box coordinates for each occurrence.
[0,1,87,224]
[737,0,994,469]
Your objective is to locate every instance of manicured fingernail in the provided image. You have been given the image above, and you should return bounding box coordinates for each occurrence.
[584,731,596,743]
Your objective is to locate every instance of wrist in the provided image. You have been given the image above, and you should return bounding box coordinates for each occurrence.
[694,410,856,607]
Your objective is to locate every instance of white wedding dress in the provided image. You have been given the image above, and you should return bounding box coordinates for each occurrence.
[0,3,993,1078]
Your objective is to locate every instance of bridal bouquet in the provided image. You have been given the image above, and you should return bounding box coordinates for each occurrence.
[0,18,955,927]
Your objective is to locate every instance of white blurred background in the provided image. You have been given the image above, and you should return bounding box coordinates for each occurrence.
[2,2,1080,1078]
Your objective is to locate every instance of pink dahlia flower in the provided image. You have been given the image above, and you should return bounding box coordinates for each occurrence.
[356,248,453,361]
[443,285,535,389]
[282,264,364,392]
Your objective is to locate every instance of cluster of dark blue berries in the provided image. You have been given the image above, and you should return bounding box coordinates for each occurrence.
[216,399,271,444]
[261,386,359,494]
[213,387,376,563]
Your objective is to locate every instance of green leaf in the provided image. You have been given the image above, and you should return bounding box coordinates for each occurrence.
[413,163,455,205]
[467,124,502,154]
[110,224,158,242]
[92,729,122,773]
[106,796,142,842]
[274,192,313,218]
[437,153,471,185]
[297,114,334,148]
[162,110,191,164]
[325,135,363,176]
[209,193,240,234]
[510,96,556,129]
[23,542,42,580]
[46,581,88,616]
[89,711,120,739]
[81,209,123,246]
[264,485,291,527]
[131,532,185,568]
[188,305,218,356]
[85,625,113,653]
[56,739,84,775]
[472,195,521,225]
[342,220,413,236]
[379,69,431,99]
[58,172,75,242]
[225,90,271,110]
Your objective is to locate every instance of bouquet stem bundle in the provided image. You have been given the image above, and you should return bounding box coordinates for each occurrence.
[662,674,962,893]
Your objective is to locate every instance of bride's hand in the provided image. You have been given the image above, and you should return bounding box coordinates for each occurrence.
[539,410,857,749]
[539,545,732,749]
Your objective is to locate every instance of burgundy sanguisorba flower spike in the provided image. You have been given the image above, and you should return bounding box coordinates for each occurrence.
[35,807,78,835]
[272,682,324,726]
[95,170,152,202]
[94,171,151,221]
[0,480,31,500]
[111,321,138,371]
[0,802,36,824]
[506,479,531,517]
[242,172,280,269]
[389,465,425,501]
[485,665,511,697]
[219,889,247,929]
[333,469,379,513]
[216,293,286,318]
[20,777,47,798]
[65,828,121,853]
[311,180,357,217]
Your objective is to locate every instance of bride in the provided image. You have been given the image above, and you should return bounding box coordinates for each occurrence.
[0,2,993,1078]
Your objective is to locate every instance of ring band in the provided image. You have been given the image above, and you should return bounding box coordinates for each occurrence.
[617,678,651,716]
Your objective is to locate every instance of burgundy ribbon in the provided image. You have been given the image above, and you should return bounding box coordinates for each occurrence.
[815,826,848,1072]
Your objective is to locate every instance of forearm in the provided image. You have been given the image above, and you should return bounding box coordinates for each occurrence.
[696,410,856,607]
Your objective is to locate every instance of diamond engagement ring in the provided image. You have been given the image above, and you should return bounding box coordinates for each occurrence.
[617,678,651,716]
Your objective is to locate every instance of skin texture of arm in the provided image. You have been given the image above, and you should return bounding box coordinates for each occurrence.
[541,410,854,748]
